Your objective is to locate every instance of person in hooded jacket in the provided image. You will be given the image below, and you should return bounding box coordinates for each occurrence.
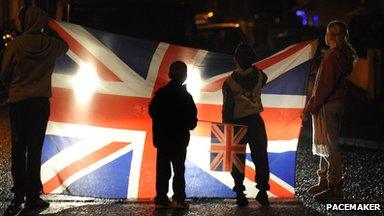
[222,43,270,206]
[302,20,356,200]
[149,61,198,209]
[0,6,68,212]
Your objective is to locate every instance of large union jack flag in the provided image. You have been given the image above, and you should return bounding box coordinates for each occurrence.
[41,20,317,199]
[210,123,247,173]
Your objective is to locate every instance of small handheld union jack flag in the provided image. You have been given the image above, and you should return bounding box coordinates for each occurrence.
[210,123,247,173]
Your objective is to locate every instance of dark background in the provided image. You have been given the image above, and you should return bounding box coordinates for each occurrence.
[6,0,382,57]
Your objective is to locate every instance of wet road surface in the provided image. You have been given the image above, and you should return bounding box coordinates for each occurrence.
[1,106,383,215]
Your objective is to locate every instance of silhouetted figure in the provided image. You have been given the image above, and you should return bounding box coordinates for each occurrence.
[222,43,270,206]
[0,6,68,214]
[303,20,356,201]
[149,61,198,209]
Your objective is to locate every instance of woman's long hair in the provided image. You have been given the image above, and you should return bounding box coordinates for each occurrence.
[327,20,357,63]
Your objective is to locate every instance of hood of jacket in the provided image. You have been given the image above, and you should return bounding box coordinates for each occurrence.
[329,48,354,77]
[14,6,52,59]
[24,6,48,34]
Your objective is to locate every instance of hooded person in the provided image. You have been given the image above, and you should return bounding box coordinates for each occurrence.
[1,6,68,213]
[222,43,270,206]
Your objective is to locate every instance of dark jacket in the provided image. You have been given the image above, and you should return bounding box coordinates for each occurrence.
[149,80,198,149]
[307,48,354,114]
[222,66,267,123]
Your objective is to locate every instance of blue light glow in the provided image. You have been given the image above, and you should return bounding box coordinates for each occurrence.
[295,10,308,26]
[296,10,305,16]
[313,14,320,26]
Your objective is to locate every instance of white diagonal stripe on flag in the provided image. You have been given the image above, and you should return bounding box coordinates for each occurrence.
[245,159,295,194]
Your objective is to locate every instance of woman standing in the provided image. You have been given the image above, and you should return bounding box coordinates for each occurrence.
[302,20,357,200]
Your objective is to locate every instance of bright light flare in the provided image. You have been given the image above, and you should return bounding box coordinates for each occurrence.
[185,64,203,100]
[72,62,100,103]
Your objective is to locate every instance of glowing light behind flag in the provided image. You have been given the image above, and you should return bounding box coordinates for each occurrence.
[186,64,203,99]
[71,62,100,103]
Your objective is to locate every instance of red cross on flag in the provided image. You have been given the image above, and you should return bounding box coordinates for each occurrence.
[210,123,247,173]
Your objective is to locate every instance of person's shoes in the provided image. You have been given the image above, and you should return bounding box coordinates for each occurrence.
[314,181,343,201]
[236,192,248,207]
[155,203,170,209]
[307,178,328,196]
[314,188,343,201]
[155,198,171,209]
[170,200,189,209]
[256,190,270,206]
[25,197,50,209]
[4,198,23,216]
